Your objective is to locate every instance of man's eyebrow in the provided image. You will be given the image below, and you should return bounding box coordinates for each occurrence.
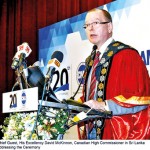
[85,18,100,23]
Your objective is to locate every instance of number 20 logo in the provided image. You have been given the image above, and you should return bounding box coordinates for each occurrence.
[52,68,69,91]
[9,94,17,108]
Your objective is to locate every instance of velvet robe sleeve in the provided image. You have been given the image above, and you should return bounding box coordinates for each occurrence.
[103,49,150,139]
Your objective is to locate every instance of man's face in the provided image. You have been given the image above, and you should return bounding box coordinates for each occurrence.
[85,11,112,48]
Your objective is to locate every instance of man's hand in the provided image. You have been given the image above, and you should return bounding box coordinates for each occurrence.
[84,100,106,111]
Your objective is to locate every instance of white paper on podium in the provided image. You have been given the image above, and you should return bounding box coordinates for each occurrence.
[2,87,38,113]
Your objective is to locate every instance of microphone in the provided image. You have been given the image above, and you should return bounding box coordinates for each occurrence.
[11,51,20,69]
[85,45,97,70]
[45,51,64,82]
[18,53,26,68]
[11,42,32,69]
[70,45,97,100]
[93,45,97,51]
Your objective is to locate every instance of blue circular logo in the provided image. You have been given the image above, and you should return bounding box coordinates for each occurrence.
[21,91,26,105]
[76,62,86,85]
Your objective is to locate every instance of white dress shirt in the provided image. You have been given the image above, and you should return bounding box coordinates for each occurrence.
[86,37,113,101]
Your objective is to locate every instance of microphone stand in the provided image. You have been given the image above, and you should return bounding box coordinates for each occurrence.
[29,74,48,140]
[70,46,97,100]
[12,58,28,91]
[45,69,62,103]
[30,69,61,139]
[21,60,29,89]
[15,68,23,90]
[70,70,86,100]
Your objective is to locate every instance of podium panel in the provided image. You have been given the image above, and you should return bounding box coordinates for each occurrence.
[2,87,38,113]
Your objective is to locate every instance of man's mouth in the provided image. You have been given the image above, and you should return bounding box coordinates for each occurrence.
[90,34,97,38]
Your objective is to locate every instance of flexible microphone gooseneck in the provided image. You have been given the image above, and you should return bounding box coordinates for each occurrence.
[70,45,97,100]
[30,51,64,139]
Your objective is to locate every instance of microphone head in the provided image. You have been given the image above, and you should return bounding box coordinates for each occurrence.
[51,51,63,63]
[11,58,19,69]
[11,52,26,69]
[17,42,32,57]
[47,58,60,68]
[93,45,97,51]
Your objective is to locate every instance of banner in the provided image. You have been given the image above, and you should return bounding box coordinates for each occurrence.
[38,0,150,101]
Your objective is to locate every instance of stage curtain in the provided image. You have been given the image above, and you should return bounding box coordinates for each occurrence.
[0,0,113,138]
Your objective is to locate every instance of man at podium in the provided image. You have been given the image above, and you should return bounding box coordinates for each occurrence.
[77,8,150,140]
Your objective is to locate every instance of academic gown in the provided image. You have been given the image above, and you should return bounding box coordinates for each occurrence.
[103,49,150,139]
[78,48,150,139]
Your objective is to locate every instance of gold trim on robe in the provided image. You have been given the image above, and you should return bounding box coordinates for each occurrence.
[114,95,150,105]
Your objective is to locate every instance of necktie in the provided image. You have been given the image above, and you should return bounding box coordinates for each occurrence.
[89,51,100,100]
[86,51,100,138]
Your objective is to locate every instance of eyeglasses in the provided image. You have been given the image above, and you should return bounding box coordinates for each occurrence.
[83,21,110,29]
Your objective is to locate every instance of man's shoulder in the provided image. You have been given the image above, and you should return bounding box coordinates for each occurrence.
[109,41,136,50]
[109,41,138,55]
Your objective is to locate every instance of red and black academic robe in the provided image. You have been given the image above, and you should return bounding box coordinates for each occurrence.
[78,42,150,139]
[103,48,150,139]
